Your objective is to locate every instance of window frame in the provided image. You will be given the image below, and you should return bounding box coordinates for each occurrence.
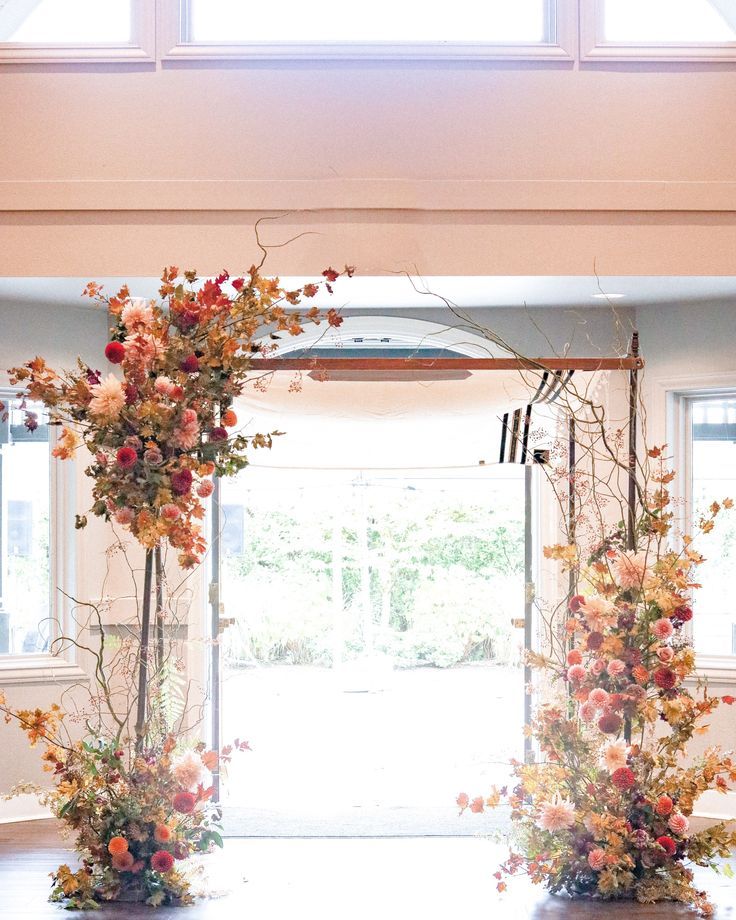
[580,0,736,63]
[0,387,83,685]
[161,0,576,62]
[668,380,736,680]
[0,0,155,64]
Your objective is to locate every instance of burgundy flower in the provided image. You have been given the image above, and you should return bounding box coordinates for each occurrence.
[569,594,585,613]
[24,411,39,432]
[173,841,189,861]
[124,383,139,405]
[173,791,196,814]
[598,712,623,734]
[209,426,228,441]
[587,631,604,651]
[673,605,693,623]
[116,447,137,469]
[105,341,126,364]
[654,667,677,690]
[150,850,174,873]
[180,354,199,374]
[171,468,193,495]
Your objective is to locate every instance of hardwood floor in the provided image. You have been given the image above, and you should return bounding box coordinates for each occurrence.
[0,820,734,918]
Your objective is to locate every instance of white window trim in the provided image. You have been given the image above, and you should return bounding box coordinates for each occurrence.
[161,0,575,62]
[661,372,736,676]
[0,0,155,64]
[0,388,84,685]
[580,0,736,63]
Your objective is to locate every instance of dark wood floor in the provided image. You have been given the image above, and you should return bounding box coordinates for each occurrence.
[0,820,734,918]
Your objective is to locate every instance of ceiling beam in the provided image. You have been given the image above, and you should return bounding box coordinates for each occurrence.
[708,0,736,33]
[0,0,44,41]
[251,357,643,372]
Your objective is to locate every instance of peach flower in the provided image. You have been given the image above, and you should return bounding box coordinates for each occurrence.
[536,795,576,832]
[588,848,607,871]
[88,374,125,422]
[580,596,617,631]
[612,551,652,590]
[601,739,628,773]
[656,645,675,663]
[121,297,154,330]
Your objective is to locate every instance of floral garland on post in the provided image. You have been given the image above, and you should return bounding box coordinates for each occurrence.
[1,263,352,907]
[460,446,736,917]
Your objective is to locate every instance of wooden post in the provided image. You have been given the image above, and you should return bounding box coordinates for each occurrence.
[134,548,154,751]
[627,332,640,553]
[624,331,640,745]
[155,545,164,673]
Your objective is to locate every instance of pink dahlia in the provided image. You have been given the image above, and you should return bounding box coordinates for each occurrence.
[588,688,609,706]
[652,618,674,641]
[579,701,597,723]
[567,664,586,683]
[587,848,607,871]
[668,813,690,836]
[161,503,181,521]
[89,374,125,421]
[566,649,583,666]
[197,479,214,498]
[606,659,626,678]
[114,507,135,525]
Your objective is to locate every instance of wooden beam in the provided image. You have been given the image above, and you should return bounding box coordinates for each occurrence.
[250,356,643,372]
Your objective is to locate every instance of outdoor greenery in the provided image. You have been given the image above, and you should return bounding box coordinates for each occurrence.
[220,478,525,669]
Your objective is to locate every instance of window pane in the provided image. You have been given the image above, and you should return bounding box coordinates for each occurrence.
[604,0,736,43]
[188,0,548,44]
[691,397,736,658]
[3,0,131,44]
[0,397,50,655]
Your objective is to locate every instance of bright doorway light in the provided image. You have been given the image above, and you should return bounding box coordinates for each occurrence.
[188,0,549,44]
[4,0,131,43]
[603,0,736,43]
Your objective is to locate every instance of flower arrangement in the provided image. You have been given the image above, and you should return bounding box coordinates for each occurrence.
[459,447,736,916]
[9,264,350,570]
[0,695,249,908]
[2,262,351,907]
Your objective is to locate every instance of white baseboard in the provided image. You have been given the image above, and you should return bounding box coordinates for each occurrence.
[0,794,52,824]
